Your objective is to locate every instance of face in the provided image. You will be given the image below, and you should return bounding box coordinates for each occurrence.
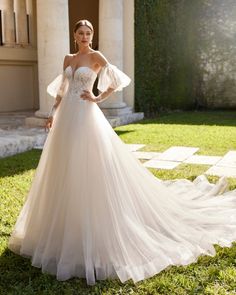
[74,25,93,48]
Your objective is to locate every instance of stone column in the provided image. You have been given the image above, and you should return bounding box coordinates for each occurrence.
[35,0,70,118]
[123,0,135,109]
[26,0,36,47]
[99,0,126,109]
[14,0,28,45]
[1,0,15,46]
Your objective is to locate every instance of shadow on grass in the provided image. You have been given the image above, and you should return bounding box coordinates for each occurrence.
[2,242,236,294]
[115,129,136,136]
[0,247,86,293]
[131,111,236,127]
[0,247,125,294]
[0,149,42,178]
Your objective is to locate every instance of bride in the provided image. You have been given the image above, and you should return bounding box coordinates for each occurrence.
[8,19,236,286]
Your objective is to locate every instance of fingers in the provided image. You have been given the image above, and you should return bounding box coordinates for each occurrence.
[81,90,89,96]
[45,118,52,132]
[80,90,95,102]
[81,90,92,101]
[45,123,49,133]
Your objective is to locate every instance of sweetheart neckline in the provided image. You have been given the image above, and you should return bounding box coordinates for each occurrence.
[64,65,98,77]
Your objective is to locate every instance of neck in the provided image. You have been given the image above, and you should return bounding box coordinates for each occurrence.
[77,46,91,54]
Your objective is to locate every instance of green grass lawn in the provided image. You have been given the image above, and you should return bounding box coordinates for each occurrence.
[116,110,236,155]
[1,111,236,294]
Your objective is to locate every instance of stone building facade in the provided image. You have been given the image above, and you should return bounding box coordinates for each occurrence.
[0,0,143,125]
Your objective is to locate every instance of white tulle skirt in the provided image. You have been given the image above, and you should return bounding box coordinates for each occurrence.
[8,96,236,285]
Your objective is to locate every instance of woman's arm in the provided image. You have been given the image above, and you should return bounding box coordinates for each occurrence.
[45,55,70,131]
[81,51,115,103]
[80,87,114,103]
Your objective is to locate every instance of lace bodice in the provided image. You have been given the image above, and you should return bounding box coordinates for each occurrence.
[64,66,97,100]
[47,63,131,99]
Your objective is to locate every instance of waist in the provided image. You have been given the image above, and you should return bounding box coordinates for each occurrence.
[65,89,83,100]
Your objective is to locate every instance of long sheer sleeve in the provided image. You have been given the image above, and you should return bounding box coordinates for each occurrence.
[97,63,131,93]
[47,73,69,98]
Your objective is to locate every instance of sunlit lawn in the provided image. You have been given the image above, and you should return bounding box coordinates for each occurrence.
[116,110,236,156]
[1,111,236,294]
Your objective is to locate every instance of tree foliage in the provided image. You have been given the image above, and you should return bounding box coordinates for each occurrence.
[135,0,236,115]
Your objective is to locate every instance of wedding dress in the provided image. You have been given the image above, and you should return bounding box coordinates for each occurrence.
[8,63,236,286]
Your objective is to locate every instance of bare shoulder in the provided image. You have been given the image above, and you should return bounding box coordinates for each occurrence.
[92,51,108,67]
[63,54,74,69]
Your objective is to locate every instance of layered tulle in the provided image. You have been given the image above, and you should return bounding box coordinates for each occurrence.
[8,66,236,286]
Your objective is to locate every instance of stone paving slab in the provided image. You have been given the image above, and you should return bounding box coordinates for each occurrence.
[126,144,146,152]
[215,151,236,168]
[158,146,199,162]
[184,155,222,165]
[143,159,180,170]
[132,151,162,160]
[0,127,47,158]
[205,166,236,178]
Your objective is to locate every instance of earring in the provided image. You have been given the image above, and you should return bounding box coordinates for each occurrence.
[90,40,93,48]
[74,40,77,52]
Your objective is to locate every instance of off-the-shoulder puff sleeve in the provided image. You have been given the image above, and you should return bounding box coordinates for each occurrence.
[97,63,131,93]
[47,73,69,98]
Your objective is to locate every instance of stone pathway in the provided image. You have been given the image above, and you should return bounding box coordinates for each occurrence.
[0,125,236,178]
[128,144,236,178]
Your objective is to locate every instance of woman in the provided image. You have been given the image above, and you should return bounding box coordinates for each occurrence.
[8,20,236,286]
